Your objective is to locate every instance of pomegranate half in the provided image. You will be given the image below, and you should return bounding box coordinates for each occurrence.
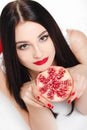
[36,66,73,102]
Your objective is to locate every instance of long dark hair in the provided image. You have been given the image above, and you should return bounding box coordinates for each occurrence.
[0,0,79,116]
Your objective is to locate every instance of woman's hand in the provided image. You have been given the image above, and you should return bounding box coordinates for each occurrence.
[67,64,87,104]
[20,80,54,109]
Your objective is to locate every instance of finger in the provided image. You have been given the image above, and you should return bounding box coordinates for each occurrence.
[32,85,54,109]
[36,95,54,109]
[33,96,54,109]
[23,95,44,108]
[67,76,86,103]
[23,86,54,109]
[67,92,78,104]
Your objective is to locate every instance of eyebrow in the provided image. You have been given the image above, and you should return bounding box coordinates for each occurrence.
[38,30,48,38]
[16,41,27,45]
[16,30,48,44]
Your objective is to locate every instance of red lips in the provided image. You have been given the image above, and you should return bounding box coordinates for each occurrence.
[33,57,48,65]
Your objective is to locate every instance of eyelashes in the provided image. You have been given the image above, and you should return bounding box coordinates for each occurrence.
[39,34,49,42]
[17,44,29,50]
[16,34,49,50]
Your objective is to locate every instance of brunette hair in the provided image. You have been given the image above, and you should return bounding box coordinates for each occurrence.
[0,0,79,116]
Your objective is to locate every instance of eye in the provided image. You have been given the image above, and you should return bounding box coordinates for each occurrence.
[39,34,49,42]
[17,44,29,50]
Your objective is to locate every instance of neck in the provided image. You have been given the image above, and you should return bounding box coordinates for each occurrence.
[29,70,39,80]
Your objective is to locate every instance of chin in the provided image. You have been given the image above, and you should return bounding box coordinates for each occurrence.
[36,64,52,72]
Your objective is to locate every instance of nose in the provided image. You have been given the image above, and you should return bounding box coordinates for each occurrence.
[33,45,42,58]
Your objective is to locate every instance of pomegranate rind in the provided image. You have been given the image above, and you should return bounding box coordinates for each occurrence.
[36,66,73,102]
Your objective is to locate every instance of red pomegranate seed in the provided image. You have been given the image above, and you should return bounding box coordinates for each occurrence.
[36,66,73,102]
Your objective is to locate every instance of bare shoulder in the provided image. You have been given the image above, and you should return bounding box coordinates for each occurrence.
[67,29,87,48]
[67,29,87,38]
[67,29,87,64]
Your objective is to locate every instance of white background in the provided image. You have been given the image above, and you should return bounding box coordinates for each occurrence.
[0,1,87,130]
[0,0,87,35]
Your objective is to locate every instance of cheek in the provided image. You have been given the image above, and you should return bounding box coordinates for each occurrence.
[43,40,55,53]
[18,57,31,68]
[51,44,55,53]
[17,51,31,65]
[48,42,55,55]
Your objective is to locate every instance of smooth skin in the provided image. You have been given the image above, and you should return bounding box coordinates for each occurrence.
[67,29,87,114]
[15,21,87,129]
[0,26,87,130]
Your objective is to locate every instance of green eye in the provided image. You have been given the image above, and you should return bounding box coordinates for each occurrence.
[18,44,29,50]
[40,35,49,42]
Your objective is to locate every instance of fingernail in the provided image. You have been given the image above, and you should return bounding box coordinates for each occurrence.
[47,103,54,109]
[70,92,75,96]
[43,105,46,107]
[47,103,52,108]
[74,97,79,101]
[37,96,40,100]
[51,105,54,109]
[67,100,71,104]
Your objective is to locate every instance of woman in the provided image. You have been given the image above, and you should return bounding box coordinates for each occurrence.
[0,0,87,130]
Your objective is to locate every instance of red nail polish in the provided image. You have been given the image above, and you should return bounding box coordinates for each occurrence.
[70,92,75,96]
[47,103,54,108]
[51,105,54,109]
[74,97,78,101]
[37,96,40,100]
[67,100,71,104]
[47,103,52,108]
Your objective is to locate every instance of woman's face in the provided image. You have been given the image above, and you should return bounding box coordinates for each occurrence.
[15,21,55,74]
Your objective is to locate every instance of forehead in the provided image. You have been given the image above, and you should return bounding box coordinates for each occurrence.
[15,21,46,41]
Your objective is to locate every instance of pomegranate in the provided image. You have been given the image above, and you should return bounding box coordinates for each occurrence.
[36,66,73,102]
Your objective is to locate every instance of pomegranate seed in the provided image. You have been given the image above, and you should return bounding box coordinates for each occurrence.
[36,66,73,102]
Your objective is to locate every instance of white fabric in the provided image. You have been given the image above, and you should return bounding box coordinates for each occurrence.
[0,53,6,73]
[0,53,87,130]
[52,101,87,130]
[0,94,87,130]
[0,92,30,130]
